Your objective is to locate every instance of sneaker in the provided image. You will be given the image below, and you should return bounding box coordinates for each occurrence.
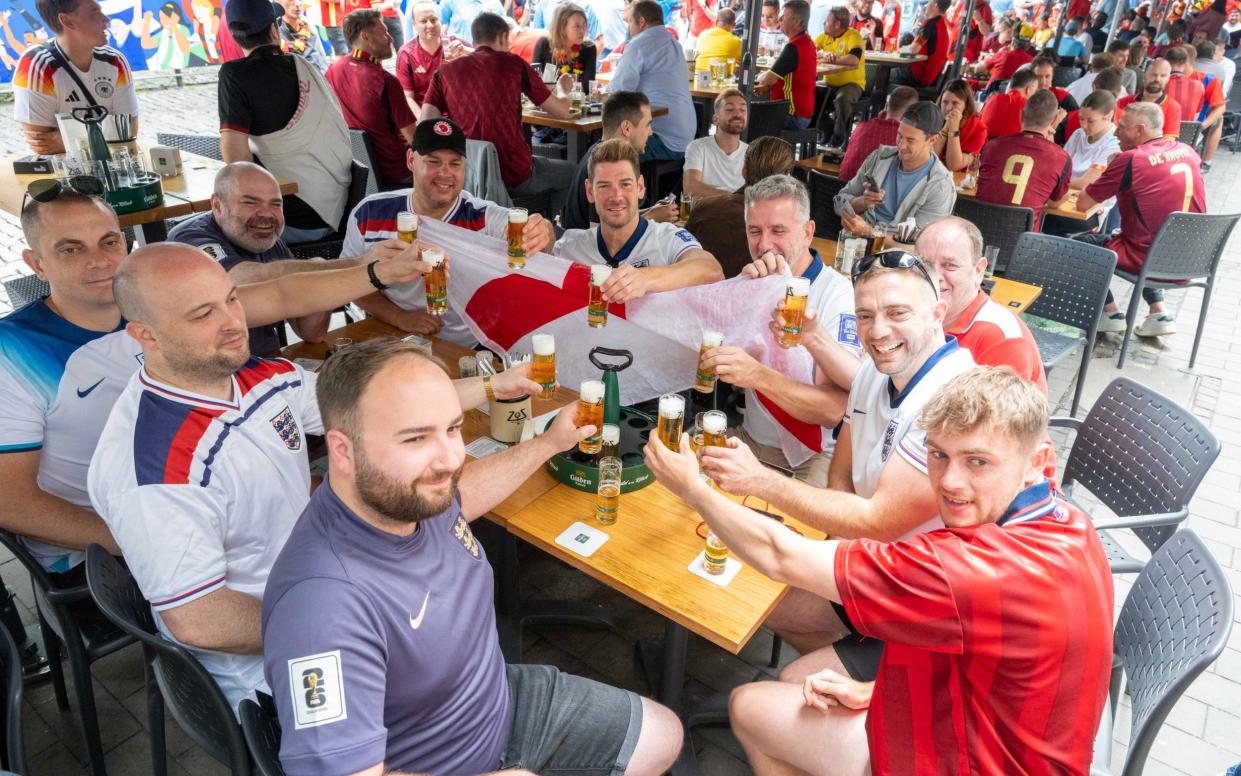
[1097,312,1128,333]
[1136,314,1177,337]
[1201,160,1212,174]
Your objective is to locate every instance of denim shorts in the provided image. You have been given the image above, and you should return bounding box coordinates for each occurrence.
[499,663,642,775]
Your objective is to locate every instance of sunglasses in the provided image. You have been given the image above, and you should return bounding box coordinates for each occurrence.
[21,175,106,213]
[850,249,939,298]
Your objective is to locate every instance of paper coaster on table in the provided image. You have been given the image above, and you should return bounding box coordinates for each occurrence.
[555,521,610,557]
[464,436,508,459]
[687,550,743,586]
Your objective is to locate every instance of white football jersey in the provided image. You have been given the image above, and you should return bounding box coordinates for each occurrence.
[553,218,701,268]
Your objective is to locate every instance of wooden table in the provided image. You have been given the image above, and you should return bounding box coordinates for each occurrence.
[522,107,669,162]
[861,50,927,113]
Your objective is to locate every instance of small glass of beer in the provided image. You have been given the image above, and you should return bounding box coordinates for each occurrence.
[422,248,447,316]
[703,531,729,575]
[689,412,706,457]
[679,191,693,222]
[596,456,622,526]
[869,224,888,256]
[507,208,529,269]
[600,423,620,458]
[701,410,728,449]
[587,265,611,328]
[531,333,556,398]
[657,393,685,451]
[577,379,606,455]
[397,211,418,243]
[778,276,812,348]
[693,330,724,394]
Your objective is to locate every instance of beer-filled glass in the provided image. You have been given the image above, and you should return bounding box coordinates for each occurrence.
[507,208,529,269]
[587,265,611,328]
[531,333,556,398]
[397,211,418,243]
[423,248,447,316]
[595,456,622,526]
[600,423,620,458]
[679,191,693,222]
[657,393,685,451]
[693,330,724,393]
[701,410,728,449]
[703,531,729,575]
[778,276,812,348]
[577,379,606,455]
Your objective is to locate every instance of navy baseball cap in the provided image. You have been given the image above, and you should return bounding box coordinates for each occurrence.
[225,0,281,36]
[412,118,467,157]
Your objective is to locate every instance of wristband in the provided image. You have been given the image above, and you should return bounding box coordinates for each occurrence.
[483,375,496,402]
[367,260,389,290]
[950,130,961,138]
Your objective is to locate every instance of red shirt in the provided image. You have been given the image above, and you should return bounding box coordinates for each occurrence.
[948,291,1046,392]
[687,0,715,38]
[326,52,417,186]
[396,39,445,107]
[1116,92,1182,139]
[1069,0,1093,20]
[771,32,819,119]
[836,480,1114,776]
[839,117,900,180]
[956,114,988,156]
[318,0,343,27]
[424,47,551,188]
[984,46,1034,84]
[1193,71,1226,120]
[1085,137,1206,273]
[1165,71,1205,117]
[1064,109,1081,138]
[912,14,950,86]
[979,90,1027,139]
[976,131,1072,226]
[950,0,992,62]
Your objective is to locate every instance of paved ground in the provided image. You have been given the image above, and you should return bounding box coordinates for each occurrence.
[1,71,1240,775]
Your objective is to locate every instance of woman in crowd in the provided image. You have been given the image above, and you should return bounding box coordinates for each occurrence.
[532,2,597,86]
[933,78,988,171]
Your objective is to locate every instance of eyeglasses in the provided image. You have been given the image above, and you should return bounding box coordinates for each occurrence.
[21,175,105,213]
[850,249,939,298]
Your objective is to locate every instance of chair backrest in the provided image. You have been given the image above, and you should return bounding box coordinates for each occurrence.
[744,99,791,142]
[0,623,24,774]
[239,699,285,776]
[1052,64,1081,87]
[1177,119,1203,149]
[464,138,514,207]
[347,129,380,197]
[1115,530,1234,776]
[340,160,372,235]
[84,545,251,775]
[0,530,80,646]
[808,170,846,238]
[1005,231,1117,333]
[155,133,223,161]
[1143,211,1241,283]
[1061,377,1220,553]
[950,197,1034,274]
[3,275,51,310]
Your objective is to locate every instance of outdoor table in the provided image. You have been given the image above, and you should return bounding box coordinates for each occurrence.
[522,106,669,162]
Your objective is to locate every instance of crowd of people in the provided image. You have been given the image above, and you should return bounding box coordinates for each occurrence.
[2,0,1231,770]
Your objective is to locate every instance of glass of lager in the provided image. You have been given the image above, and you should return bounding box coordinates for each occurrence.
[679,191,693,222]
[588,265,611,327]
[422,248,447,316]
[596,456,622,526]
[507,208,529,269]
[577,379,606,454]
[531,333,557,398]
[689,412,706,457]
[657,393,685,451]
[693,330,724,393]
[397,211,418,243]
[701,410,728,449]
[703,531,729,575]
[600,423,620,458]
[778,276,812,348]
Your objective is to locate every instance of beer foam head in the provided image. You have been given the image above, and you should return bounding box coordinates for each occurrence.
[532,333,555,355]
[580,379,605,403]
[702,410,727,434]
[701,330,724,348]
[422,248,444,266]
[397,211,418,232]
[509,208,529,224]
[591,264,613,284]
[659,393,685,417]
[601,423,620,443]
[787,276,811,297]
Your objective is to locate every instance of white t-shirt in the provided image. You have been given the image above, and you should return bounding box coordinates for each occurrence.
[1063,128,1120,178]
[684,136,747,193]
[1065,72,1098,105]
[843,339,975,537]
[553,218,701,268]
[13,42,140,129]
[88,358,322,712]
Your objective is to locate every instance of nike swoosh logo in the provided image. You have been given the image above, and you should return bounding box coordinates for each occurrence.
[409,592,430,630]
[77,378,104,398]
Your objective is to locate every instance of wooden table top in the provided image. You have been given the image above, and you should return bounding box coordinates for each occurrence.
[863,51,928,65]
[522,106,668,133]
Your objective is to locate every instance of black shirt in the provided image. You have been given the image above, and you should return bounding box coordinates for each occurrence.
[531,37,597,86]
[560,141,598,230]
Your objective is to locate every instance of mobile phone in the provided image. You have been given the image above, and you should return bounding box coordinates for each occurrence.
[862,174,879,191]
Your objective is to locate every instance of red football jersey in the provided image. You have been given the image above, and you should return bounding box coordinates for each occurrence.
[947,291,1047,392]
[1085,137,1206,273]
[1165,71,1205,117]
[836,480,1114,776]
[975,131,1072,225]
[1116,92,1183,138]
[979,90,1026,138]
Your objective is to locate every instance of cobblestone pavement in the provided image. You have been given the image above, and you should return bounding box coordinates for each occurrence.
[1,71,1240,775]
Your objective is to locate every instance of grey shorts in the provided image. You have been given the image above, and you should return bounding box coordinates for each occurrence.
[499,663,642,775]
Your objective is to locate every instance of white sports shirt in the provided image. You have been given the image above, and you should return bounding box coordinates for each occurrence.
[553,218,701,268]
[13,42,139,129]
[684,136,747,193]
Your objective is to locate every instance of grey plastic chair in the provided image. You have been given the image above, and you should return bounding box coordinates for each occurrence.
[1177,119,1203,152]
[347,129,381,198]
[808,169,847,239]
[951,197,1035,274]
[1051,377,1220,573]
[155,133,223,161]
[239,698,284,776]
[1113,211,1240,368]
[1092,530,1234,776]
[3,275,50,309]
[1004,232,1117,416]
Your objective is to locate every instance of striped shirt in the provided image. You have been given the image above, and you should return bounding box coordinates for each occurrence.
[13,42,139,130]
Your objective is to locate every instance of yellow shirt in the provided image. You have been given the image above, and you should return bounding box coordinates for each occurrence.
[694,26,743,71]
[813,28,866,89]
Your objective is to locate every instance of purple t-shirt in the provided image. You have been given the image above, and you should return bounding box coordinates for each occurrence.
[261,482,509,776]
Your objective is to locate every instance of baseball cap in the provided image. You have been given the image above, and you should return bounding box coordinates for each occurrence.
[900,101,945,135]
[412,118,467,156]
[225,0,281,36]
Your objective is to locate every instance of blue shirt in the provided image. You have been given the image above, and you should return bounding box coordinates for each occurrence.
[875,155,935,224]
[439,0,490,43]
[1054,36,1086,61]
[608,25,697,152]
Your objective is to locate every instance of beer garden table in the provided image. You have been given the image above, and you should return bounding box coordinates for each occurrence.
[521,106,670,162]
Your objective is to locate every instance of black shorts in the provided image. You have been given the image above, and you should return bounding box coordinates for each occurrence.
[831,601,884,682]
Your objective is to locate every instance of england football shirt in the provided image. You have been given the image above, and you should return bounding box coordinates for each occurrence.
[552,218,701,268]
[87,357,322,711]
[13,42,139,130]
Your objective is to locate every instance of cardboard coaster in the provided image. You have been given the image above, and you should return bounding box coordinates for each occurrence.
[464,437,508,459]
[555,521,610,557]
[687,550,743,587]
[293,358,322,372]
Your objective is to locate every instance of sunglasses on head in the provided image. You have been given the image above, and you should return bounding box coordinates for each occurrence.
[21,175,106,213]
[850,249,939,298]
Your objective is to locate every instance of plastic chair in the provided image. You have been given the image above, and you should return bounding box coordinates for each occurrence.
[1112,211,1240,368]
[0,624,25,774]
[808,169,846,239]
[1004,232,1117,416]
[2,275,50,309]
[951,197,1035,274]
[286,161,371,253]
[84,545,251,776]
[155,133,223,161]
[744,99,792,142]
[239,699,285,776]
[347,129,380,197]
[1177,119,1203,152]
[1050,377,1220,573]
[1053,64,1082,87]
[1093,530,1234,776]
[0,532,135,776]
[1221,80,1241,153]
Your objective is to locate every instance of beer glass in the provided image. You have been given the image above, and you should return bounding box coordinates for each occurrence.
[693,330,724,394]
[595,456,622,526]
[422,248,447,316]
[600,423,620,458]
[703,531,729,575]
[587,265,611,328]
[657,393,685,451]
[679,191,693,222]
[507,208,529,269]
[397,211,418,243]
[778,276,812,348]
[984,244,1000,280]
[531,333,556,398]
[689,411,706,457]
[701,410,728,449]
[577,379,606,455]
[869,225,888,255]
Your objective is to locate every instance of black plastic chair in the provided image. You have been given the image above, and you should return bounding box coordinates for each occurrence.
[808,169,847,239]
[347,129,381,197]
[1177,119,1203,153]
[286,161,371,253]
[84,545,251,775]
[0,532,135,776]
[2,275,50,309]
[1052,64,1082,87]
[1004,232,1117,416]
[0,623,25,774]
[239,699,284,776]
[1050,377,1220,573]
[951,197,1035,274]
[1092,530,1234,776]
[744,99,792,142]
[155,132,223,161]
[1221,79,1241,153]
[1112,211,1240,369]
